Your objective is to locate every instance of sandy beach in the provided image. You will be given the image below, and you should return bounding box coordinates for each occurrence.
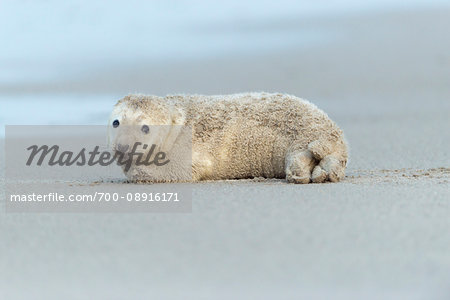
[1,5,450,300]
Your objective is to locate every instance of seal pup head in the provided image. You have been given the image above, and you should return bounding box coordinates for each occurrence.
[108,94,186,156]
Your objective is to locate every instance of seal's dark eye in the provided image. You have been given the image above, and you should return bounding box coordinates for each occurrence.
[141,125,149,134]
[113,119,120,128]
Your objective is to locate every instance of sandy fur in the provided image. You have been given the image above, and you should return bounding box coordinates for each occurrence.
[109,92,348,183]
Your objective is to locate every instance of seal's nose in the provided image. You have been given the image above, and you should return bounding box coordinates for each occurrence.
[115,143,129,153]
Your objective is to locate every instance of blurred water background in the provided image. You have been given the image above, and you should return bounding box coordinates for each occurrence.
[0,0,449,134]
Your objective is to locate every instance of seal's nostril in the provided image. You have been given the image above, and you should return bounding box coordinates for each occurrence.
[116,143,129,153]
